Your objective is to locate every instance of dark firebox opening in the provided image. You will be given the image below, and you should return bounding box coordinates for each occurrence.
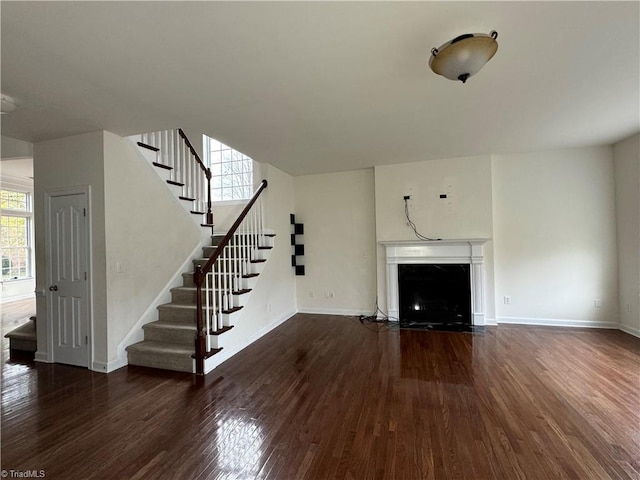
[398,264,471,327]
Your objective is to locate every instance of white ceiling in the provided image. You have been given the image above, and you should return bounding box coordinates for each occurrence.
[1,1,638,176]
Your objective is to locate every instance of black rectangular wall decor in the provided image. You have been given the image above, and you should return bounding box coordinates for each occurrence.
[290,213,305,275]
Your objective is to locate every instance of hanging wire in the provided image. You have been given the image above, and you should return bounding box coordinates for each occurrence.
[404,197,441,241]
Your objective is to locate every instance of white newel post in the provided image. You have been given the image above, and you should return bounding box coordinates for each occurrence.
[382,239,490,326]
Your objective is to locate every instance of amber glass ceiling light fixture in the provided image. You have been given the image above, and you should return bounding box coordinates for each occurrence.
[429,31,498,83]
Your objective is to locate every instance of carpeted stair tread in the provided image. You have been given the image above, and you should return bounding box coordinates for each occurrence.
[4,320,36,341]
[127,340,193,356]
[143,321,196,332]
[158,303,197,311]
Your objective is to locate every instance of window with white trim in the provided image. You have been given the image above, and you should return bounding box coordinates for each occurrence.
[1,189,32,280]
[203,135,254,201]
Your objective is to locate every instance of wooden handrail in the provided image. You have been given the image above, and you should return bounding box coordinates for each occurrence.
[193,179,268,374]
[194,179,268,283]
[177,128,213,225]
[178,128,208,173]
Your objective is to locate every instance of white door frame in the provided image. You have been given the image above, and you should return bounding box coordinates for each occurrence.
[44,185,93,367]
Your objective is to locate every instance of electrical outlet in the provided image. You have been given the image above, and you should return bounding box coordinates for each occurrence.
[503,296,511,305]
[308,291,314,298]
[626,303,632,313]
[329,291,335,298]
[594,299,602,308]
[403,195,411,200]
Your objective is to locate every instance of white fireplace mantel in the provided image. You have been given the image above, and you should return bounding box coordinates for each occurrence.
[381,239,490,326]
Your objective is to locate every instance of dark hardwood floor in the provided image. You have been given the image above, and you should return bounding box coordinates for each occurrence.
[1,313,639,479]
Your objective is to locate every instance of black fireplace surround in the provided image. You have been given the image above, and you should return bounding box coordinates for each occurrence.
[398,264,471,327]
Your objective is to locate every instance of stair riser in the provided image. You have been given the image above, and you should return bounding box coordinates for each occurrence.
[210,234,263,246]
[144,326,196,345]
[202,245,264,257]
[171,288,216,304]
[128,351,193,373]
[158,307,197,324]
[166,182,184,197]
[182,273,196,288]
[192,258,247,270]
[182,273,255,290]
[192,259,266,276]
[158,306,237,324]
[172,289,241,306]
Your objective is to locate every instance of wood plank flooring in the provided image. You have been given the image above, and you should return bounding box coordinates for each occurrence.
[1,313,639,479]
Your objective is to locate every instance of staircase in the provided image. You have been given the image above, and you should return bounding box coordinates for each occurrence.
[126,231,274,373]
[130,129,214,228]
[125,130,273,375]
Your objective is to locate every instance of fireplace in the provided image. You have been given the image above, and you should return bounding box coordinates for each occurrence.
[382,239,489,326]
[398,264,471,326]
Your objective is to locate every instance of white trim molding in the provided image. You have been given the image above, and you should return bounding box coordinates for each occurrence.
[297,307,372,317]
[619,324,640,338]
[497,316,619,330]
[381,239,490,326]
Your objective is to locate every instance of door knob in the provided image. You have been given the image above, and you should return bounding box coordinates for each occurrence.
[49,285,58,291]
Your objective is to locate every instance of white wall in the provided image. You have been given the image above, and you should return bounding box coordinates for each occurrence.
[103,132,202,370]
[374,156,495,317]
[492,146,618,327]
[374,156,493,242]
[293,169,377,316]
[613,133,640,336]
[1,135,33,159]
[33,131,108,366]
[210,163,297,368]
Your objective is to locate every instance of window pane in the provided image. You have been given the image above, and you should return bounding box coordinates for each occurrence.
[208,138,221,152]
[1,190,28,211]
[202,135,254,201]
[221,188,233,201]
[210,151,222,165]
[1,216,29,278]
[211,163,222,177]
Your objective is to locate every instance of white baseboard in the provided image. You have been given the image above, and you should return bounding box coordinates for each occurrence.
[34,351,50,363]
[497,316,619,329]
[297,307,372,317]
[619,323,640,338]
[204,309,296,374]
[484,317,498,326]
[92,357,128,374]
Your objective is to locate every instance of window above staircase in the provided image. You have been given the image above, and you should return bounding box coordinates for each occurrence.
[203,135,254,202]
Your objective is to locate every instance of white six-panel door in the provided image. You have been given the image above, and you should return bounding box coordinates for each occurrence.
[46,191,90,367]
